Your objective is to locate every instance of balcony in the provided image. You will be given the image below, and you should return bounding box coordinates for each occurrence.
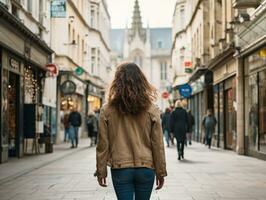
[233,0,261,8]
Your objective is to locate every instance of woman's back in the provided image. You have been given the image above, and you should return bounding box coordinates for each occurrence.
[97,103,166,176]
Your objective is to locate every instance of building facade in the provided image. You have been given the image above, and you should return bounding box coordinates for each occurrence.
[233,0,266,159]
[51,0,111,143]
[171,0,266,160]
[0,0,54,162]
[111,0,173,110]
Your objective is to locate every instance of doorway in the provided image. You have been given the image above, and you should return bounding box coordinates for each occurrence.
[225,89,236,150]
[7,72,20,157]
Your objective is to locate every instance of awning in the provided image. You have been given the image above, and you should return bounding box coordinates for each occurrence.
[172,76,188,89]
[189,66,208,82]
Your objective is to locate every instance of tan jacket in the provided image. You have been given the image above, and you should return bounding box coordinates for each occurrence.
[96,104,167,179]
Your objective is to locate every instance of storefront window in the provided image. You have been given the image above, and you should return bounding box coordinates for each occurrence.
[87,95,101,113]
[259,70,266,153]
[247,74,259,151]
[24,67,38,104]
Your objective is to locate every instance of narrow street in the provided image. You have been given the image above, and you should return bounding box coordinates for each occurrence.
[0,140,265,200]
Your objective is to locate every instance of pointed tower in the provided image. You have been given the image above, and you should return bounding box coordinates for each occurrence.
[129,0,146,43]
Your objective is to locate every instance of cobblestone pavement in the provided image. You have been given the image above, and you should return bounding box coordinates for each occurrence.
[0,141,266,200]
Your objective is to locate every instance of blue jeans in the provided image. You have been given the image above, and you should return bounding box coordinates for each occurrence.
[70,126,79,147]
[111,168,155,200]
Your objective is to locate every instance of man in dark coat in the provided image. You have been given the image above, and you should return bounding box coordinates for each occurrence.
[68,108,82,148]
[170,100,188,160]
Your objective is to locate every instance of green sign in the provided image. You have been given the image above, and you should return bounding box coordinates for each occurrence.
[51,0,66,18]
[75,66,84,76]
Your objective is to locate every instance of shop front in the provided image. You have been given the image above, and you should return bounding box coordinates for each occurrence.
[0,5,53,162]
[57,71,87,143]
[212,58,237,150]
[244,47,266,159]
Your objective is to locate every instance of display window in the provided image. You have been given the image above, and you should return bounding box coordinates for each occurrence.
[87,95,101,112]
[244,47,266,154]
[259,70,266,153]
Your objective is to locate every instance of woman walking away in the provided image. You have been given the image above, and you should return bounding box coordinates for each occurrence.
[202,109,217,149]
[187,110,195,145]
[96,62,167,200]
[162,108,171,147]
[170,100,188,160]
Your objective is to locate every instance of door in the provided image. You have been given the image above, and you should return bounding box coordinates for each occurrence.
[7,72,21,157]
[225,89,236,150]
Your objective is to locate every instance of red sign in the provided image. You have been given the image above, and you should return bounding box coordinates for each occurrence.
[184,61,192,67]
[46,63,59,77]
[162,92,169,99]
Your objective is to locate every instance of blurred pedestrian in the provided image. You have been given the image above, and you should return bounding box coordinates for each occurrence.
[202,109,217,149]
[161,108,171,147]
[96,62,167,200]
[68,108,82,148]
[87,111,98,147]
[186,110,195,146]
[170,100,188,160]
[63,112,70,142]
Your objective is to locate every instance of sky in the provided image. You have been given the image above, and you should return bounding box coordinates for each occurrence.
[106,0,176,29]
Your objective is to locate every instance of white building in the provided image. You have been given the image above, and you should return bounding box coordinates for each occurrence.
[51,0,111,143]
[110,0,173,110]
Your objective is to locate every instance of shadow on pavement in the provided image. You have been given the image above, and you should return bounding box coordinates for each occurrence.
[178,159,210,164]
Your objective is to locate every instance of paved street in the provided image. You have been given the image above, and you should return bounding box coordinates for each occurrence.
[0,140,266,200]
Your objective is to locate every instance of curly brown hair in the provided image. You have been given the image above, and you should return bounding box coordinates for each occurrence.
[108,62,157,115]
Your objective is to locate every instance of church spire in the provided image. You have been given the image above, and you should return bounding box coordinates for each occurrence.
[131,0,143,33]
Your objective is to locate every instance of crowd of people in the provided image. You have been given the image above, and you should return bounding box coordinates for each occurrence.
[62,108,100,148]
[161,102,217,160]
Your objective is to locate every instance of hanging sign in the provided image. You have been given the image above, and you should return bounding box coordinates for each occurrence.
[184,61,193,73]
[60,80,76,95]
[75,66,84,76]
[179,83,192,98]
[46,63,59,77]
[51,0,66,18]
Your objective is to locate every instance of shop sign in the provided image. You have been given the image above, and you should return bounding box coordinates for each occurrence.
[51,0,66,18]
[184,61,193,73]
[179,84,192,98]
[162,92,169,99]
[9,58,20,72]
[60,80,76,95]
[46,63,59,77]
[75,66,84,76]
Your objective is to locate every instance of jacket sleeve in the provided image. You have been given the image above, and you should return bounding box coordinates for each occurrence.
[96,108,109,178]
[151,108,167,178]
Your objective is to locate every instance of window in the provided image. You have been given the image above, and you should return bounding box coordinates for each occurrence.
[11,3,19,18]
[97,49,100,75]
[27,0,32,13]
[157,41,163,49]
[91,8,95,28]
[91,48,96,74]
[160,62,167,80]
[180,6,185,28]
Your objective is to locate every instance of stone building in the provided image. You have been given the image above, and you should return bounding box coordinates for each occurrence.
[111,0,173,110]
